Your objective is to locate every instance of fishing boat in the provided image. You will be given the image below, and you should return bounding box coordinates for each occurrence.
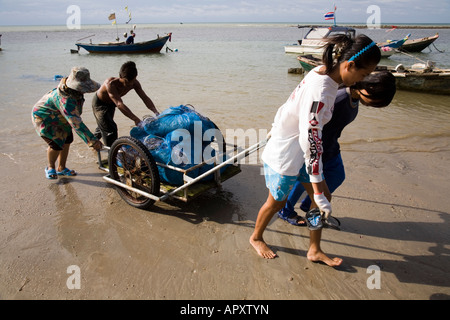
[284,25,356,55]
[285,25,408,58]
[76,33,172,54]
[381,62,450,95]
[399,33,439,53]
[75,8,172,54]
[296,55,450,95]
[285,6,356,55]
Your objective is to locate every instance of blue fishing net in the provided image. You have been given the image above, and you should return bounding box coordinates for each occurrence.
[130,105,228,185]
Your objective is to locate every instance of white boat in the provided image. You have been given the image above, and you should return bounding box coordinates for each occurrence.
[284,26,356,55]
[286,26,408,59]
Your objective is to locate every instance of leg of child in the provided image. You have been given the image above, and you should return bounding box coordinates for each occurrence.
[250,192,287,259]
[57,143,71,172]
[308,229,343,267]
[47,146,60,171]
[302,182,343,267]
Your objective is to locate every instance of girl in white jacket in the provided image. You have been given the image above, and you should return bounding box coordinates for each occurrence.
[250,34,381,266]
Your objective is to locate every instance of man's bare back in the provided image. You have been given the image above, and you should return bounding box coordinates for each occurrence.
[91,61,159,146]
[96,77,135,104]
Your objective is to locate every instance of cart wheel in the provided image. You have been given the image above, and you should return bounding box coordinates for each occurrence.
[108,136,160,209]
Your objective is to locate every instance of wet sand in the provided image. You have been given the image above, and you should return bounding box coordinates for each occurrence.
[0,145,449,300]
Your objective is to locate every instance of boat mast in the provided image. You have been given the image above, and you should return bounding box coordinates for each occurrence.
[108,13,120,41]
[333,4,337,26]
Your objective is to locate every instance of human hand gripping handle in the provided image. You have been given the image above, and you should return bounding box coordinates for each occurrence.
[134,117,142,127]
[91,140,103,152]
[314,193,332,219]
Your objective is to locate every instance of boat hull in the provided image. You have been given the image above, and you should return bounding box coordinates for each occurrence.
[287,42,397,57]
[297,55,316,72]
[76,34,171,54]
[285,44,323,55]
[379,46,396,57]
[400,34,439,53]
[393,72,450,95]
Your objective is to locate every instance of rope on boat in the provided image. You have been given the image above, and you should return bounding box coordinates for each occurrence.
[76,34,95,42]
[431,43,445,53]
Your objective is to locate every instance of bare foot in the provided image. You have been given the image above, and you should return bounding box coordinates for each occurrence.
[250,238,277,259]
[307,249,343,267]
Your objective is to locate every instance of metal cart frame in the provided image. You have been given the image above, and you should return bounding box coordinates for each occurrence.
[97,136,268,208]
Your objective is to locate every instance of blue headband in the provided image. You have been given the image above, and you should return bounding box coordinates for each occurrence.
[348,42,377,62]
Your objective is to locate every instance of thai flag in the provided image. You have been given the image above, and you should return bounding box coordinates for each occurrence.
[324,12,335,20]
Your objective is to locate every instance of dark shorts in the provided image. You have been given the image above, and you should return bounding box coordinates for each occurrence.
[92,94,118,147]
[42,131,74,151]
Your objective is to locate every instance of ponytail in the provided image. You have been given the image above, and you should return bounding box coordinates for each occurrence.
[322,34,353,75]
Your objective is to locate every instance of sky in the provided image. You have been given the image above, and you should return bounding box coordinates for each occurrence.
[0,0,449,26]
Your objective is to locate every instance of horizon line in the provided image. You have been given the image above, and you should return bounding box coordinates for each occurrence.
[1,21,450,28]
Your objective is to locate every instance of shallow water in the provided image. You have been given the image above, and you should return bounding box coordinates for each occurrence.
[1,23,449,165]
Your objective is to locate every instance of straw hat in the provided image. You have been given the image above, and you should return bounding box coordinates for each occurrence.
[66,67,101,94]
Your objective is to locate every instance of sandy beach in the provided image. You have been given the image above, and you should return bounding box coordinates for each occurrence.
[0,139,449,301]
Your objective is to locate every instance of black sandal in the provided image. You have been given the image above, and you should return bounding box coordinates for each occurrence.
[305,208,341,231]
[305,208,323,230]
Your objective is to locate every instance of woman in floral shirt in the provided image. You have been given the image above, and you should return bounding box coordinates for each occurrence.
[32,67,103,179]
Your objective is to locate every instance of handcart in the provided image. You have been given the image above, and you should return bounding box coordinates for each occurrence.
[97,136,268,209]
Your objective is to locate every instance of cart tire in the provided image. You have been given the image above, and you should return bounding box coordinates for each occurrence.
[108,136,160,209]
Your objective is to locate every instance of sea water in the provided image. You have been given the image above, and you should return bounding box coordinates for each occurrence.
[0,23,449,166]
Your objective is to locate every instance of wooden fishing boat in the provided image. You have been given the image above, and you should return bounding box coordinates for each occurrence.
[380,63,450,95]
[296,55,450,95]
[399,33,439,53]
[76,33,172,54]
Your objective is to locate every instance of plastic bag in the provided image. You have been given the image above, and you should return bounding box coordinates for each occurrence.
[130,105,227,185]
